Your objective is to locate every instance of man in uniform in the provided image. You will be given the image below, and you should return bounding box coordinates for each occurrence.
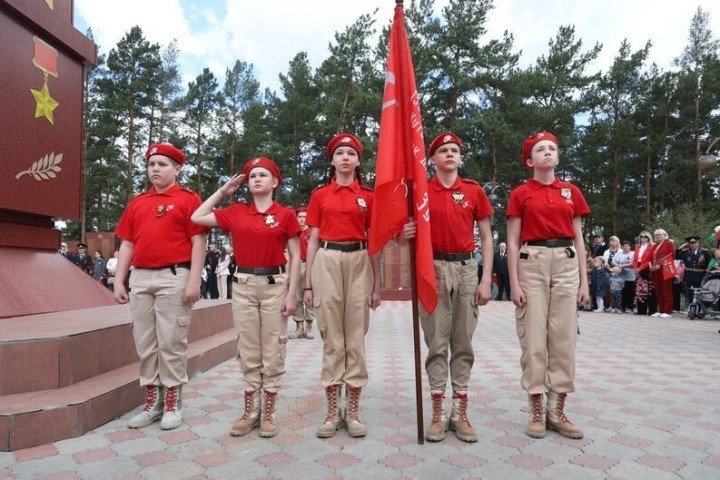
[493,242,510,300]
[204,243,220,299]
[73,243,93,275]
[676,235,711,310]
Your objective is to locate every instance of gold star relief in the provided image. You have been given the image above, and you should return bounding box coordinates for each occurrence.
[30,83,59,125]
[45,0,54,9]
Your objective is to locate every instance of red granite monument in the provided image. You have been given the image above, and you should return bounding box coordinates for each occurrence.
[0,1,236,451]
[0,0,118,317]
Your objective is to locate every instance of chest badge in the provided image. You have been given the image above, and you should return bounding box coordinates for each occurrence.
[560,188,572,202]
[156,204,174,218]
[452,190,467,207]
[265,214,279,228]
[357,197,367,212]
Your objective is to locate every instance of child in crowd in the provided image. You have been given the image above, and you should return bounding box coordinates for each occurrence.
[608,268,624,313]
[590,252,609,312]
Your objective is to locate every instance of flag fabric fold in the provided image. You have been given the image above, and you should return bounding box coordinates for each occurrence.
[369,3,437,314]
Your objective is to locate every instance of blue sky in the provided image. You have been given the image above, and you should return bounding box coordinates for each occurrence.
[73,0,720,96]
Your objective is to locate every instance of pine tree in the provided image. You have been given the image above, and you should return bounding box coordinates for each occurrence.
[183,67,220,197]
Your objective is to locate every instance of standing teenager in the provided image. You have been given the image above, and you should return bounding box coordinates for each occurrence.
[507,131,590,440]
[401,133,494,443]
[191,157,301,438]
[114,143,208,430]
[304,133,381,438]
[290,207,315,339]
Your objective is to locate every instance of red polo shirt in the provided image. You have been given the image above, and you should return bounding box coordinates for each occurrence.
[306,179,373,241]
[214,201,300,267]
[115,183,208,268]
[428,176,493,254]
[299,228,310,261]
[507,178,590,243]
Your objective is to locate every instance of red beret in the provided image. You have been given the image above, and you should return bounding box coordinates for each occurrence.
[145,143,186,165]
[428,133,462,157]
[242,157,282,187]
[521,131,559,168]
[326,133,363,158]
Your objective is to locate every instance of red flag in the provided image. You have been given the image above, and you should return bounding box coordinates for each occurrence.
[369,3,437,313]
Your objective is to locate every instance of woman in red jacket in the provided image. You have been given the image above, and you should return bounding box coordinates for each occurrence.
[633,230,656,315]
[648,229,675,318]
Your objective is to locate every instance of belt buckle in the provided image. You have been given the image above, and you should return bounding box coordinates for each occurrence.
[546,239,558,248]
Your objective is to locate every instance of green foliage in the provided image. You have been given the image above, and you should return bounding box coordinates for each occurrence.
[73,2,720,247]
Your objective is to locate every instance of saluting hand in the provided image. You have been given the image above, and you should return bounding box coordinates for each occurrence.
[220,174,245,197]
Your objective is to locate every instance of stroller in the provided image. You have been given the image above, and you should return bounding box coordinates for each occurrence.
[688,270,720,319]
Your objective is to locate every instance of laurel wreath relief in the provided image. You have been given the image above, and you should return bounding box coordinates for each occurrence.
[15,152,63,181]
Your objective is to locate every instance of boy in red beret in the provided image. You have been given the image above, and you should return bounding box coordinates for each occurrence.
[401,132,494,443]
[114,143,209,430]
[289,206,315,339]
[507,131,590,439]
[192,157,301,439]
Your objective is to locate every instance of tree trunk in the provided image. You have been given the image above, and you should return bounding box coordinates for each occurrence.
[612,149,619,234]
[127,107,135,203]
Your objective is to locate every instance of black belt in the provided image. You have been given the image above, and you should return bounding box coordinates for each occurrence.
[433,252,474,262]
[143,262,191,275]
[321,241,367,252]
[525,239,574,248]
[234,265,286,277]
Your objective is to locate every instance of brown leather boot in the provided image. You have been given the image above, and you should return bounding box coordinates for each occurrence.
[316,385,343,438]
[526,393,546,438]
[304,320,314,339]
[128,385,164,428]
[449,391,477,442]
[547,392,583,439]
[289,322,304,339]
[345,386,367,437]
[258,390,279,438]
[424,391,448,442]
[160,385,183,430]
[230,390,260,436]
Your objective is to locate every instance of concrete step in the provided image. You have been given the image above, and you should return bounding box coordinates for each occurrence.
[0,301,236,451]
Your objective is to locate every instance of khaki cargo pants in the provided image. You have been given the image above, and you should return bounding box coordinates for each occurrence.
[515,245,579,395]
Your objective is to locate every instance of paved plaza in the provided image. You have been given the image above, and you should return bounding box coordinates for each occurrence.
[0,300,719,480]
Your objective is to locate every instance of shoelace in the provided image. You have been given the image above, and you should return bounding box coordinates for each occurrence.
[325,386,339,422]
[431,395,444,422]
[531,395,544,422]
[165,387,176,413]
[143,386,158,412]
[454,395,470,423]
[262,392,276,422]
[241,391,255,420]
[556,394,571,423]
[347,388,360,421]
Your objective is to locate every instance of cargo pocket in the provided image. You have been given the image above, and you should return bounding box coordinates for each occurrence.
[278,334,288,367]
[313,297,325,340]
[173,314,192,346]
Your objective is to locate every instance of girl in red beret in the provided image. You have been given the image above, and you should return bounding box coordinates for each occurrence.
[303,133,381,439]
[507,131,590,440]
[114,143,209,431]
[191,157,301,439]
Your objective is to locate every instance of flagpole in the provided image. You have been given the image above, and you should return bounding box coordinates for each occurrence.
[394,0,425,445]
[405,178,425,444]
